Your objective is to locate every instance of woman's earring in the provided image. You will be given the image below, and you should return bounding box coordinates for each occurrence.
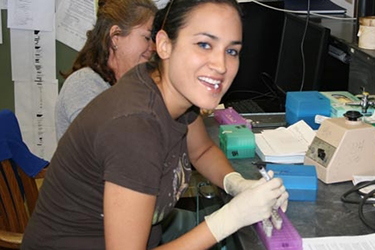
[113,45,118,51]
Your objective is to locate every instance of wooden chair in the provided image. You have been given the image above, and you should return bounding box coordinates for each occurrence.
[0,160,46,249]
[0,110,49,248]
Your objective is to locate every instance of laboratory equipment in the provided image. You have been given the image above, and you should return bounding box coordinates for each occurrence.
[304,111,375,184]
[346,88,375,114]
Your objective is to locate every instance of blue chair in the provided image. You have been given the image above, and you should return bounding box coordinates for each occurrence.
[0,109,48,248]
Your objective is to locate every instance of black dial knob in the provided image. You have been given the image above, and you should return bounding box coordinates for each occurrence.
[344,111,363,121]
[317,148,326,161]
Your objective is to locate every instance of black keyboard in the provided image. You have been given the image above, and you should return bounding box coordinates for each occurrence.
[224,99,264,113]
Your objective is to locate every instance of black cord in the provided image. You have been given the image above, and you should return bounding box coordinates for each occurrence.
[260,72,279,99]
[299,0,311,91]
[341,180,375,230]
[259,72,286,111]
[359,188,375,230]
[341,180,375,204]
[226,89,274,99]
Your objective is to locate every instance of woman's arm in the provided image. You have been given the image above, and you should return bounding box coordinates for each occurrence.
[104,179,287,249]
[186,116,263,197]
[186,116,235,189]
[104,182,156,250]
[104,181,217,250]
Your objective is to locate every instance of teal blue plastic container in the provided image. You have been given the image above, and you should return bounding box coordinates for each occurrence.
[285,91,331,129]
[266,164,318,201]
[219,124,255,159]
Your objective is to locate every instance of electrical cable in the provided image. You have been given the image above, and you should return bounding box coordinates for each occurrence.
[299,0,311,91]
[359,188,375,230]
[341,180,375,204]
[260,72,279,98]
[260,72,286,110]
[223,89,275,101]
[252,0,320,92]
[229,0,356,107]
[341,180,375,230]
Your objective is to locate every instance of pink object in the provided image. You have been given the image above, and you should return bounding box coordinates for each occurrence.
[214,108,252,130]
[254,209,302,250]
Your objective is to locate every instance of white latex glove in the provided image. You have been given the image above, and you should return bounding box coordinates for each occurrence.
[223,171,274,197]
[205,178,288,242]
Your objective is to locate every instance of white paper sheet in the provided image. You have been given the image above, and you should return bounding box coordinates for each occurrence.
[255,133,305,164]
[7,0,54,31]
[303,233,375,250]
[261,120,315,155]
[352,175,375,201]
[10,27,56,82]
[15,80,58,161]
[0,0,7,10]
[153,0,169,9]
[56,0,96,51]
[255,120,316,163]
[10,16,57,161]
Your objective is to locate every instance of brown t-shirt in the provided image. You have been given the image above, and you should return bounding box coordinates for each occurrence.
[21,63,199,250]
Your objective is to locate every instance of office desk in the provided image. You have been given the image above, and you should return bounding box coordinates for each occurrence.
[203,114,375,250]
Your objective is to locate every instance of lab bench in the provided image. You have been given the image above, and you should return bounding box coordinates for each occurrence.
[184,114,375,250]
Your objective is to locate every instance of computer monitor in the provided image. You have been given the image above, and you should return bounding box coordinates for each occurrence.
[221,0,285,103]
[274,13,330,92]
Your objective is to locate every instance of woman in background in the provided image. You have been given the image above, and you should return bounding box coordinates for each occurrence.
[55,0,157,140]
[22,0,288,249]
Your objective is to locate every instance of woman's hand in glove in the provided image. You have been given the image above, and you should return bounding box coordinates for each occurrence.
[206,177,288,242]
[223,171,274,197]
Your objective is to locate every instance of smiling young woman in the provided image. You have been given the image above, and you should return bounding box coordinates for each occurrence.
[21,1,288,249]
